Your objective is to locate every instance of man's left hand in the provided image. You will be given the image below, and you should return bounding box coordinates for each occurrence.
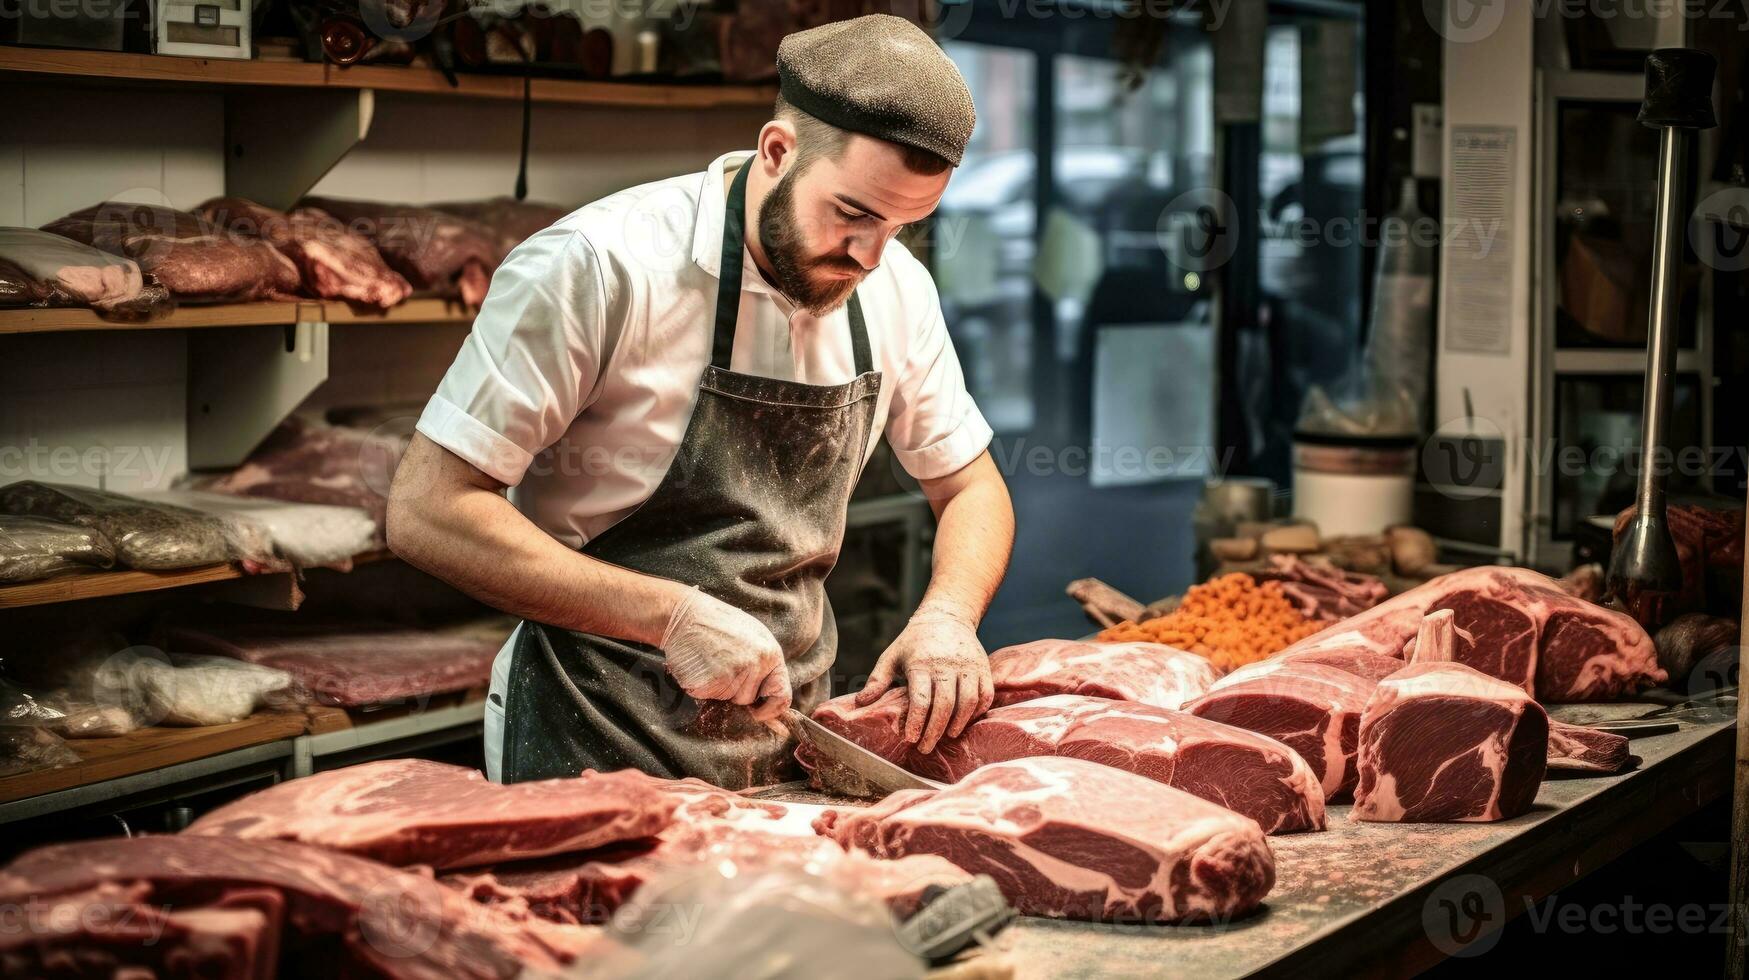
[855,609,993,753]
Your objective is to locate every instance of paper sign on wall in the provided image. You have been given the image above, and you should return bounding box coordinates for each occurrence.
[1444,126,1516,355]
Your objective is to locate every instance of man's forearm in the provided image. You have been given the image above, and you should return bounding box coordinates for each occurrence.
[914,451,1014,625]
[386,436,684,645]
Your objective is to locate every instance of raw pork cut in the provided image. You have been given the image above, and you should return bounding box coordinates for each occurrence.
[1546,720,1631,774]
[186,759,676,869]
[986,639,1217,709]
[1353,626,1549,824]
[803,691,1325,834]
[0,835,597,979]
[814,757,1276,923]
[1270,646,1405,684]
[43,203,301,302]
[1187,660,1377,800]
[300,196,499,305]
[164,616,507,707]
[198,197,412,309]
[1277,565,1663,701]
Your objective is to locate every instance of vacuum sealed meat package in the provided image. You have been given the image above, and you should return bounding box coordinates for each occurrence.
[140,490,376,569]
[0,727,79,778]
[92,648,293,727]
[0,481,276,572]
[42,202,301,303]
[0,228,174,320]
[0,514,117,583]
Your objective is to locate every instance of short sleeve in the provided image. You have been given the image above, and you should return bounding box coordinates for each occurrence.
[884,275,994,481]
[416,229,610,487]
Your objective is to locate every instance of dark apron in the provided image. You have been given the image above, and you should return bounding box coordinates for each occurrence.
[501,161,881,789]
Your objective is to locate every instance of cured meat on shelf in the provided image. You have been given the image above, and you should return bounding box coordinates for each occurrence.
[1276,565,1663,702]
[201,416,409,538]
[163,616,508,707]
[1352,657,1549,823]
[0,835,600,979]
[184,759,677,870]
[1547,720,1631,774]
[986,638,1218,710]
[814,756,1276,923]
[198,197,412,309]
[802,690,1326,834]
[299,196,499,306]
[431,198,571,262]
[42,202,301,302]
[1187,659,1378,801]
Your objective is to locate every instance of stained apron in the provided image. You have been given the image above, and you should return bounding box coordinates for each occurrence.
[495,160,881,789]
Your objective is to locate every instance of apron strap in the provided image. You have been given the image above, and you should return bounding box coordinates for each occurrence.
[712,157,874,377]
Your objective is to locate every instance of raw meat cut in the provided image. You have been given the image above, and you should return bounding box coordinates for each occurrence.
[986,639,1217,710]
[1253,555,1390,621]
[1547,720,1631,774]
[1187,660,1377,800]
[186,759,676,869]
[431,197,570,262]
[815,757,1275,923]
[0,227,172,318]
[198,197,412,309]
[802,691,1325,834]
[299,197,499,306]
[202,416,409,540]
[0,835,599,979]
[1270,646,1405,684]
[1353,631,1549,824]
[1278,565,1663,702]
[164,616,507,707]
[43,202,301,302]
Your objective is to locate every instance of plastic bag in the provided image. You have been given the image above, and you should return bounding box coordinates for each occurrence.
[0,481,277,572]
[0,727,80,778]
[41,203,301,303]
[0,227,175,320]
[0,514,117,584]
[596,835,926,980]
[0,677,139,738]
[141,490,376,569]
[91,648,292,727]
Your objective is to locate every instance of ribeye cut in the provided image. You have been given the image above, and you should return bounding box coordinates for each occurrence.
[185,759,676,869]
[1187,660,1377,801]
[803,690,1325,834]
[1547,719,1631,773]
[986,639,1218,709]
[1353,649,1549,823]
[814,757,1275,923]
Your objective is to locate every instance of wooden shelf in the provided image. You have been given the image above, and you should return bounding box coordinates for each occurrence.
[0,46,777,109]
[0,550,392,609]
[0,297,474,335]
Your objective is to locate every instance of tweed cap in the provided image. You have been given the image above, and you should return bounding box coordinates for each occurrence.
[776,14,976,166]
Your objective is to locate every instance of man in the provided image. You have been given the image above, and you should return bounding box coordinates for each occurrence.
[387,14,1014,790]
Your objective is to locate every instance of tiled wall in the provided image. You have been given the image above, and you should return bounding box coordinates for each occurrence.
[2,82,770,490]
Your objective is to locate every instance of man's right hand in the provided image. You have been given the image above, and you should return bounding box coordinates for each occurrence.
[660,587,791,721]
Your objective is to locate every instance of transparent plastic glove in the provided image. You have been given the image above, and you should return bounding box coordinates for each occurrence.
[855,608,993,754]
[661,587,791,721]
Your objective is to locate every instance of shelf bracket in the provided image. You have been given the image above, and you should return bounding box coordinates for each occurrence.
[187,316,330,470]
[224,88,374,210]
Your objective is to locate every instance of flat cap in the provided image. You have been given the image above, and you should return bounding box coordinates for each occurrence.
[777,14,976,166]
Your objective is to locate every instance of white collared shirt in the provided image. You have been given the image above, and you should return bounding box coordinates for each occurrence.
[416,150,993,548]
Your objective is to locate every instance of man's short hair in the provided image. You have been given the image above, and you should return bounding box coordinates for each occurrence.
[774,94,952,177]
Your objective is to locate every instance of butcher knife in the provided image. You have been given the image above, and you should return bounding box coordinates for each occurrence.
[784,710,946,795]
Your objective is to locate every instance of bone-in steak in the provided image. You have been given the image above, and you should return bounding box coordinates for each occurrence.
[1546,719,1631,773]
[803,690,1325,834]
[1187,660,1377,801]
[1353,614,1549,822]
[814,757,1275,923]
[185,759,677,869]
[986,639,1218,709]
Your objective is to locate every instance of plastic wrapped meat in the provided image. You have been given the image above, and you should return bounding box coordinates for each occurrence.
[198,198,412,309]
[201,417,409,542]
[163,617,510,707]
[140,490,376,569]
[92,649,292,727]
[0,228,174,319]
[0,514,117,583]
[42,203,300,303]
[0,481,277,572]
[430,198,569,262]
[298,197,498,305]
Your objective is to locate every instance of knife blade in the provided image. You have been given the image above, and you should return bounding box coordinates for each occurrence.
[786,710,946,795]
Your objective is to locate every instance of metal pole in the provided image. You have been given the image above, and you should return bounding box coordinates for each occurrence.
[1630,127,1686,531]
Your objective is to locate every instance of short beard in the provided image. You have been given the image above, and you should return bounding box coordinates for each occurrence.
[758,167,863,316]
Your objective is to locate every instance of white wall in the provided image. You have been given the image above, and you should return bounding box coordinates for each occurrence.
[1,80,768,491]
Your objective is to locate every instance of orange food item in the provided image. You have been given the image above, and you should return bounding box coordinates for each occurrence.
[1097,573,1324,673]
